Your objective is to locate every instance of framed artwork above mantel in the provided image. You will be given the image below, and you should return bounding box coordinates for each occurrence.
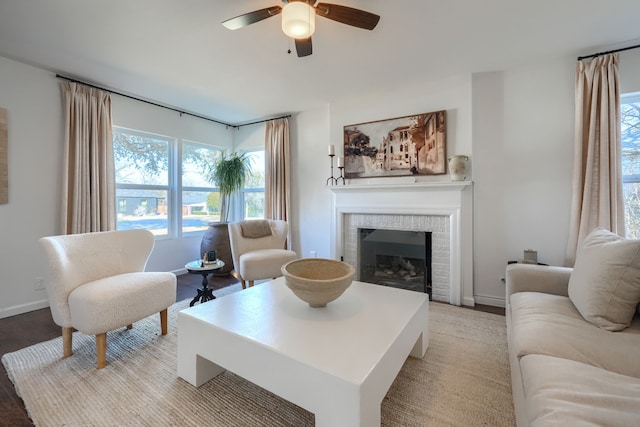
[343,110,446,179]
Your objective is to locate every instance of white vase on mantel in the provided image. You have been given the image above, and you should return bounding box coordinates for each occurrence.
[447,155,469,181]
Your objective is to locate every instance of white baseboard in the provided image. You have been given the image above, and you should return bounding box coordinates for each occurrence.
[462,296,475,307]
[1,270,189,320]
[473,294,506,308]
[0,298,50,319]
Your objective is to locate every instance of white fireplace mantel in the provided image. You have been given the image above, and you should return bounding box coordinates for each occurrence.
[329,180,474,306]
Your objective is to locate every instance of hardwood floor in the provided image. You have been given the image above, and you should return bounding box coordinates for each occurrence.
[0,275,503,426]
[0,272,237,427]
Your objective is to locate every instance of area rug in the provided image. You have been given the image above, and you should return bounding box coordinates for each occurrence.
[2,285,515,426]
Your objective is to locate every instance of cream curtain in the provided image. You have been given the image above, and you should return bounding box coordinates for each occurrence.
[566,54,623,265]
[265,118,291,223]
[61,82,116,234]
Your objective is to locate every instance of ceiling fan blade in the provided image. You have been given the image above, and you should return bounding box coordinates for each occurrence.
[315,3,380,30]
[295,37,313,57]
[222,6,282,30]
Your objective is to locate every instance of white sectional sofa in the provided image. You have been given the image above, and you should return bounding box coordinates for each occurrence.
[505,228,640,426]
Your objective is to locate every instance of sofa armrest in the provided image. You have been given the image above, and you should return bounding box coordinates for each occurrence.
[505,263,573,300]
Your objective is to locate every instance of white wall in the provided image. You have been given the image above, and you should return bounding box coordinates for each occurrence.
[289,105,331,259]
[234,122,263,151]
[471,59,576,306]
[620,49,640,93]
[328,74,473,160]
[0,57,234,318]
[0,57,63,317]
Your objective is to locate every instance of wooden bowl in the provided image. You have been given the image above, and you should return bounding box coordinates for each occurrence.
[281,258,356,307]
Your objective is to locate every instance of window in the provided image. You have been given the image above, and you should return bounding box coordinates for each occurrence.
[114,128,170,236]
[621,92,640,238]
[242,150,265,220]
[113,127,224,237]
[181,141,223,233]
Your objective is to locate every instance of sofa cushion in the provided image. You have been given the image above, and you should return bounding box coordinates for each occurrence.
[509,292,640,379]
[568,227,640,331]
[520,354,640,426]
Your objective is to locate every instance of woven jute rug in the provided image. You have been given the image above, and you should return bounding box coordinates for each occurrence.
[2,284,515,426]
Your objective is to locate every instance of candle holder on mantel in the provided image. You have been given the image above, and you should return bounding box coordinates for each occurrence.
[326,154,338,186]
[336,166,345,185]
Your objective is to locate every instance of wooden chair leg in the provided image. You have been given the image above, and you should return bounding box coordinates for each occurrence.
[241,279,246,289]
[248,280,255,288]
[160,309,168,335]
[96,333,107,369]
[62,327,73,358]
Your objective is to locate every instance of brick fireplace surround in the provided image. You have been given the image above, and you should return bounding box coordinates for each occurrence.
[329,179,474,306]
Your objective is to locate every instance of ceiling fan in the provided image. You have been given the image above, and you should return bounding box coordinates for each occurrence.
[222,0,380,57]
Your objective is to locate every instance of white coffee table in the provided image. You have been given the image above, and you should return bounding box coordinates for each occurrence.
[177,277,429,426]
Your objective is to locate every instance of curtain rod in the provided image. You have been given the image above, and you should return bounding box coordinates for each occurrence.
[237,114,292,127]
[56,74,237,128]
[577,43,640,61]
[56,74,289,129]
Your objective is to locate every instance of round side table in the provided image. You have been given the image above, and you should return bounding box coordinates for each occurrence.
[185,259,225,306]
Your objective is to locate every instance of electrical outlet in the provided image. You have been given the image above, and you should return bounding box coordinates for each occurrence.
[34,277,45,290]
[310,250,317,258]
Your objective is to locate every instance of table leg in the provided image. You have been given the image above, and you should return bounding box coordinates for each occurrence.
[313,391,380,427]
[177,314,226,387]
[200,272,215,302]
[189,272,217,306]
[189,290,202,307]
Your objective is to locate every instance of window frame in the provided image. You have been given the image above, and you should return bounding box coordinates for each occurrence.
[622,92,640,184]
[113,127,173,238]
[113,126,227,238]
[620,92,640,239]
[238,147,266,220]
[179,140,225,236]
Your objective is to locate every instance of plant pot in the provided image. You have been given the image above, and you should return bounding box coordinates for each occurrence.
[200,222,233,275]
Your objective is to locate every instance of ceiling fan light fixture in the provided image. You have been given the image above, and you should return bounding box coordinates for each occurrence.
[281,2,315,39]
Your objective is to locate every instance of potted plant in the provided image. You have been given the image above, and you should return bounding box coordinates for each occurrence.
[206,151,252,223]
[200,152,252,275]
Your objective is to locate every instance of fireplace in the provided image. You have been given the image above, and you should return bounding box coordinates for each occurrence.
[359,228,432,298]
[329,180,474,306]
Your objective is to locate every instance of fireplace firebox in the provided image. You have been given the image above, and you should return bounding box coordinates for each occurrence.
[358,228,432,298]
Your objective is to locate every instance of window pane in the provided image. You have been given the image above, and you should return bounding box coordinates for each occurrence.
[242,150,265,220]
[114,127,170,235]
[621,93,640,238]
[116,188,168,236]
[182,190,221,232]
[244,191,265,219]
[624,183,640,239]
[245,151,265,188]
[182,141,222,188]
[114,129,169,185]
[182,141,222,234]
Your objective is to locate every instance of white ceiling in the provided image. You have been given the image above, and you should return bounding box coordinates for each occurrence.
[1,0,640,125]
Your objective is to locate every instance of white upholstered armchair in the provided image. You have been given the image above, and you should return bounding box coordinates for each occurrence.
[228,220,297,289]
[38,229,177,369]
